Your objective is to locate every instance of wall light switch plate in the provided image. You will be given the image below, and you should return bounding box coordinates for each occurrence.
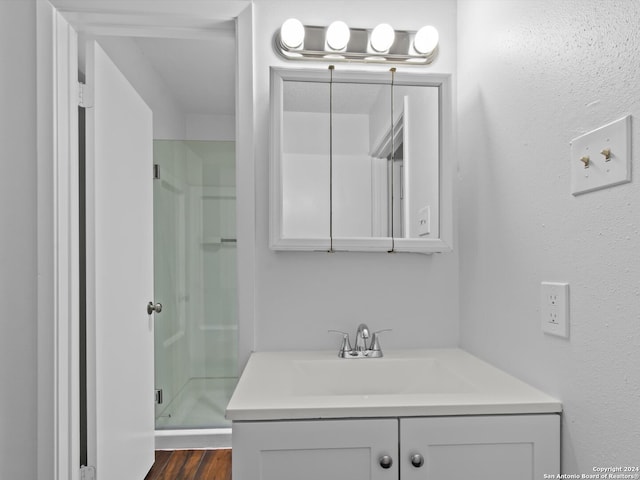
[417,205,430,236]
[570,115,631,196]
[541,282,569,338]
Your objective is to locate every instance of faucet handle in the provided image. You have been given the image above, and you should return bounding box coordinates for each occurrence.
[369,329,391,352]
[328,329,350,336]
[328,330,353,357]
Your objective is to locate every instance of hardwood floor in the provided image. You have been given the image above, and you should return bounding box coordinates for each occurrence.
[144,449,231,480]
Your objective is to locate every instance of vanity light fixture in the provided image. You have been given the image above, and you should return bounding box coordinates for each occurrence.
[370,23,395,53]
[326,20,350,51]
[274,19,439,64]
[280,17,305,49]
[413,25,439,55]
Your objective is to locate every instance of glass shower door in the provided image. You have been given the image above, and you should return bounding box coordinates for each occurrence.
[153,140,237,429]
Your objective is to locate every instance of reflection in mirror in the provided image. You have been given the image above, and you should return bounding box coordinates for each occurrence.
[331,81,390,238]
[330,79,440,240]
[391,84,440,239]
[281,80,330,239]
[271,67,453,253]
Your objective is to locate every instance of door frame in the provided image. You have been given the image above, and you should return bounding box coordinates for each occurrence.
[36,2,255,479]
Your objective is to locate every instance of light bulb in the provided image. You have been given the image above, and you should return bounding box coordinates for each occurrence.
[280,18,305,49]
[413,25,439,55]
[326,21,350,51]
[370,23,395,53]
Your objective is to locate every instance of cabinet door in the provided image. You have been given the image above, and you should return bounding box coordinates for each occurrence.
[233,419,399,480]
[400,415,559,480]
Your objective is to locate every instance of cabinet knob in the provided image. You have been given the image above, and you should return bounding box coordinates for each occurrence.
[410,453,424,468]
[379,455,393,469]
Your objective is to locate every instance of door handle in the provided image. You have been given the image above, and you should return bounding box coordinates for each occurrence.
[147,302,162,315]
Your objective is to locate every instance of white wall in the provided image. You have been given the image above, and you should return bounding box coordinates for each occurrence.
[457,0,640,471]
[253,0,459,351]
[98,38,236,142]
[0,1,38,478]
[97,37,187,140]
[185,113,235,141]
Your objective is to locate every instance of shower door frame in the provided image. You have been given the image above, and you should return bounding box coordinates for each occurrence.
[36,2,255,479]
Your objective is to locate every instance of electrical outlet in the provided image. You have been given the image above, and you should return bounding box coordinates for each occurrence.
[541,282,569,338]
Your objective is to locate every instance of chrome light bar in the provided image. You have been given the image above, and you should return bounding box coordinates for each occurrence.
[274,20,439,65]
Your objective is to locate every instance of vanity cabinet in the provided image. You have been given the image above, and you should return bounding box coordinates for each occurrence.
[232,414,559,480]
[233,419,399,480]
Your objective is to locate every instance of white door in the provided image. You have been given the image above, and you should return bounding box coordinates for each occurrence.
[84,39,155,479]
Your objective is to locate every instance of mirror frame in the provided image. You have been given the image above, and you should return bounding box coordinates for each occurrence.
[269,66,453,254]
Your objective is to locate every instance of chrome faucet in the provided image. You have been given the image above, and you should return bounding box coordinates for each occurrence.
[354,323,370,352]
[329,324,390,359]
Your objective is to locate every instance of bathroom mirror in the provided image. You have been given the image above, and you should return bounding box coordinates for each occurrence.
[269,67,453,253]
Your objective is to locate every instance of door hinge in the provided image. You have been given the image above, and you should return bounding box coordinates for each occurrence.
[155,388,163,405]
[78,82,93,108]
[80,465,96,480]
[153,164,161,180]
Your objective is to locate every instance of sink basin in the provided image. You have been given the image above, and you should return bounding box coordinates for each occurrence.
[226,349,563,421]
[292,357,475,396]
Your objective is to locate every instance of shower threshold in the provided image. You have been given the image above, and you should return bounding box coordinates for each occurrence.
[155,428,232,450]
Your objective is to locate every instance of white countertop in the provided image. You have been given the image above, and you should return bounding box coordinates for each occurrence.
[225,348,562,421]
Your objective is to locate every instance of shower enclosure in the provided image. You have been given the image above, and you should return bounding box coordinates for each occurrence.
[152,139,237,431]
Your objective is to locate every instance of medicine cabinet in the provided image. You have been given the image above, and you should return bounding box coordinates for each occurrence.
[269,67,453,253]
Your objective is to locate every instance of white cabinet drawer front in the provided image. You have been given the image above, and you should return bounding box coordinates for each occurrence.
[233,419,399,480]
[400,415,560,480]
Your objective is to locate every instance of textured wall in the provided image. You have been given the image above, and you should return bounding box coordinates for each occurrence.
[458,0,640,470]
[252,0,460,352]
[0,1,38,478]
